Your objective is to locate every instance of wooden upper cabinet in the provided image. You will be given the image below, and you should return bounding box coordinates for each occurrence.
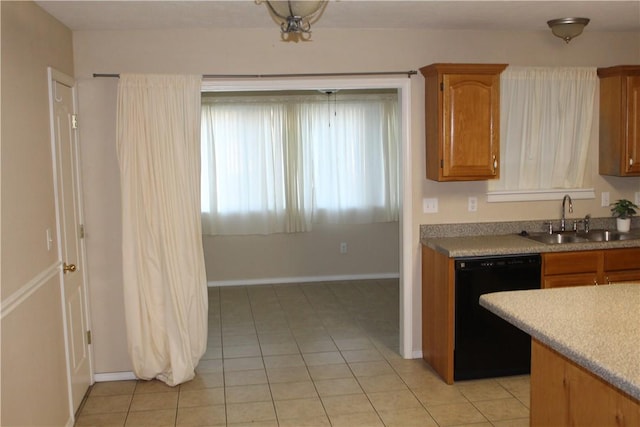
[597,65,640,176]
[420,63,508,181]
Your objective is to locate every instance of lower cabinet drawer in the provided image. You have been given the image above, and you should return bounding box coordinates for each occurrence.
[543,251,600,276]
[605,270,640,284]
[544,273,597,289]
[604,248,640,271]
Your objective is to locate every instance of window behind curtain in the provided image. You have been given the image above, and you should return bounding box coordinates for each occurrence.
[489,67,597,194]
[201,90,400,236]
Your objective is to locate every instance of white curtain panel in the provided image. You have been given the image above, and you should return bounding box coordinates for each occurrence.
[303,96,400,224]
[200,101,295,235]
[116,74,207,386]
[200,92,400,235]
[491,67,597,191]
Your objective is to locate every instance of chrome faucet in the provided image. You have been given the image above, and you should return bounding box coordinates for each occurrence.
[584,214,591,233]
[560,194,573,231]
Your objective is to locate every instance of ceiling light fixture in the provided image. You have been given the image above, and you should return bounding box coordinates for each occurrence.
[547,17,590,43]
[263,0,327,42]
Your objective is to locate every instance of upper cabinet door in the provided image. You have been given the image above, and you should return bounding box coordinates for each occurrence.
[625,75,640,174]
[421,64,507,182]
[443,73,499,179]
[598,65,640,177]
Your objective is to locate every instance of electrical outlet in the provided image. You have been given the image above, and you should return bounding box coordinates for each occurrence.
[468,197,478,212]
[601,192,610,207]
[340,242,348,254]
[635,192,640,206]
[423,198,438,213]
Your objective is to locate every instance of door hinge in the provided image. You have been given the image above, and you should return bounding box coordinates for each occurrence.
[440,159,444,168]
[440,82,444,91]
[71,114,78,129]
[79,224,85,239]
[87,330,92,345]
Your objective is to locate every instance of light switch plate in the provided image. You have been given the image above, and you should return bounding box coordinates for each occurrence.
[46,228,53,251]
[635,192,640,206]
[423,198,438,213]
[601,192,610,207]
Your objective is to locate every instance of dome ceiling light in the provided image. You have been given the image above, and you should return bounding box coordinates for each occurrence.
[263,0,327,42]
[547,17,590,43]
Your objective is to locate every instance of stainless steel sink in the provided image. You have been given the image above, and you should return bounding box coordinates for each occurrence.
[523,229,638,245]
[577,229,637,242]
[524,232,589,245]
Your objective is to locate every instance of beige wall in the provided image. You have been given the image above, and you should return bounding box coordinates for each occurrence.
[204,223,399,284]
[73,25,640,370]
[1,1,74,424]
[76,77,131,373]
[1,277,71,426]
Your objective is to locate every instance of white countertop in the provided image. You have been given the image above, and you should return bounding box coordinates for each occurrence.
[480,283,640,400]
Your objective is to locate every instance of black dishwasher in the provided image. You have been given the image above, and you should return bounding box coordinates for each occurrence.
[454,254,541,381]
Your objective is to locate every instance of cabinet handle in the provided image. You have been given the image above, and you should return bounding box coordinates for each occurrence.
[630,158,635,166]
[492,155,497,174]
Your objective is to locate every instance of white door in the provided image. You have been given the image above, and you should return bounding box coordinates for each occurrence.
[49,68,92,415]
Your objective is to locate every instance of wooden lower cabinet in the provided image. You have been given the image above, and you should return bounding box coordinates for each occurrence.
[544,273,597,289]
[531,339,640,426]
[421,245,454,384]
[603,248,640,284]
[422,245,640,384]
[606,269,640,284]
[542,248,640,288]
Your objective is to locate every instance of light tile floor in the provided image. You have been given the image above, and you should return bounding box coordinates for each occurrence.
[75,279,530,426]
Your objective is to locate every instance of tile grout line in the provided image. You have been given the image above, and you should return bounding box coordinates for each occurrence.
[275,282,332,424]
[246,284,281,425]
[124,381,139,426]
[213,286,227,427]
[173,381,180,426]
[324,281,388,426]
[299,282,350,425]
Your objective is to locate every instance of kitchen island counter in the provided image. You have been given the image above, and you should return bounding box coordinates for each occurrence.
[480,283,640,401]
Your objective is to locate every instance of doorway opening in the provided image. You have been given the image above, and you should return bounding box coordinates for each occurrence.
[201,77,413,358]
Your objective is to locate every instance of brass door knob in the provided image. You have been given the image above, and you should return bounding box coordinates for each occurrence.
[63,263,77,273]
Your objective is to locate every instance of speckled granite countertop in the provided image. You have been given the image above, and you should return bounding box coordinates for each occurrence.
[420,218,640,257]
[479,284,640,400]
[423,232,640,257]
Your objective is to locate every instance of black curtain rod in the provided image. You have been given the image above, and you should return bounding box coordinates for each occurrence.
[92,71,418,79]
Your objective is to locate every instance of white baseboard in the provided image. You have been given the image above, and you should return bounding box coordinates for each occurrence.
[94,371,137,382]
[411,350,423,359]
[208,272,399,287]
